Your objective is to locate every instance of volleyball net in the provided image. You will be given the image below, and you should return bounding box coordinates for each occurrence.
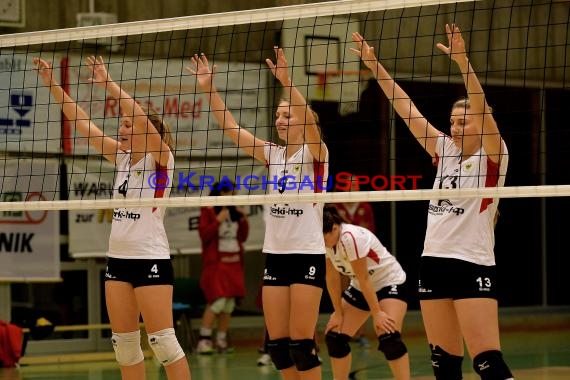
[0,0,568,214]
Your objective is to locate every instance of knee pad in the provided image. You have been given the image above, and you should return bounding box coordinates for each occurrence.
[210,297,235,314]
[111,331,144,366]
[378,331,408,361]
[222,298,236,314]
[210,298,227,314]
[267,338,294,370]
[430,344,463,380]
[325,331,352,358]
[290,339,322,371]
[147,328,186,366]
[473,350,514,380]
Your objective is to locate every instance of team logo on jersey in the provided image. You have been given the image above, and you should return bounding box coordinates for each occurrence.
[135,170,143,177]
[292,164,302,174]
[429,202,465,216]
[269,204,304,217]
[113,208,141,221]
[463,163,473,171]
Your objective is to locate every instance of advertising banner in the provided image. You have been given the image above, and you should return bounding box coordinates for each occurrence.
[0,52,62,153]
[0,159,60,281]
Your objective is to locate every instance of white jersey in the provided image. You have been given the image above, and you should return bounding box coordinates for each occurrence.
[423,135,508,266]
[218,218,240,253]
[107,151,174,259]
[262,143,329,254]
[326,223,406,291]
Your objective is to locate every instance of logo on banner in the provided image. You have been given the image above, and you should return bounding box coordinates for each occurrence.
[0,192,47,253]
[0,192,48,224]
[0,91,33,134]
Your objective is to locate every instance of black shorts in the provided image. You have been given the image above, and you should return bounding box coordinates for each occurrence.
[418,256,497,300]
[105,257,174,288]
[343,282,409,311]
[263,253,326,288]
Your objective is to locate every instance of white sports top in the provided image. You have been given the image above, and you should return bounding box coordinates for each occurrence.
[107,151,174,259]
[218,218,240,253]
[262,142,328,254]
[423,135,508,266]
[326,223,406,291]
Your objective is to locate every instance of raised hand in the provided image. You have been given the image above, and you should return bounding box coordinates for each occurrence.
[265,47,290,85]
[185,53,216,92]
[85,56,112,87]
[216,207,230,223]
[235,206,247,217]
[436,23,467,63]
[33,57,57,87]
[350,32,378,71]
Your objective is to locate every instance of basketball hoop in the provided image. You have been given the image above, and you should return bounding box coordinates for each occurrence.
[315,70,370,98]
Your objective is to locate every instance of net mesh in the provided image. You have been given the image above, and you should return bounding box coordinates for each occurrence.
[0,0,569,213]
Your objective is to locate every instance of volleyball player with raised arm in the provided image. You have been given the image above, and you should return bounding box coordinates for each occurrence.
[34,57,191,380]
[186,48,328,380]
[323,205,410,380]
[351,24,513,380]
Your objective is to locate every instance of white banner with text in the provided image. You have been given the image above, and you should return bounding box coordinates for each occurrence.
[0,159,60,281]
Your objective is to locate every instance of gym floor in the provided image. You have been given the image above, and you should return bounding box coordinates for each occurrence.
[4,324,570,380]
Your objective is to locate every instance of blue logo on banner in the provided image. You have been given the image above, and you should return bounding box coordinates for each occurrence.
[1,91,33,134]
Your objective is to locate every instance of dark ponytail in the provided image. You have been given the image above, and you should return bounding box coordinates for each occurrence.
[323,204,345,233]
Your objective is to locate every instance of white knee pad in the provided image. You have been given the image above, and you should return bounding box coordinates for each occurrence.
[111,330,144,366]
[210,297,236,314]
[223,298,236,314]
[147,328,186,366]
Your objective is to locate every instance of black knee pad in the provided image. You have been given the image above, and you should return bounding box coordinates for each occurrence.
[267,338,294,370]
[325,331,352,358]
[289,339,321,371]
[377,331,408,360]
[430,344,463,380]
[473,350,514,380]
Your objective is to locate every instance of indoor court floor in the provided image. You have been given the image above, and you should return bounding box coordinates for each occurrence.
[4,326,570,380]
